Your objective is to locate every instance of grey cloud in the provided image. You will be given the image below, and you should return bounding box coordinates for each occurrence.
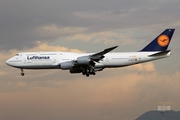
[0,0,180,50]
[0,1,180,119]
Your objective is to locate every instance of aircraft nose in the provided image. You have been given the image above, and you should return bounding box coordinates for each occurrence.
[6,57,21,67]
[6,59,10,66]
[6,58,14,66]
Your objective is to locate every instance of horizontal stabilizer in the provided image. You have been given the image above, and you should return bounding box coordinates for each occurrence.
[148,50,171,57]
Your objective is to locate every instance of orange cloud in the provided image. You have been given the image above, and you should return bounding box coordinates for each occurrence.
[67,31,134,45]
[35,24,86,37]
[126,62,156,72]
[0,67,180,120]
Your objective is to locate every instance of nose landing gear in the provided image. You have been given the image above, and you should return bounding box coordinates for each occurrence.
[21,73,25,76]
[20,69,25,76]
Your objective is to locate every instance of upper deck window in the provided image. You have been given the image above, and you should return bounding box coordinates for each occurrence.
[16,54,19,56]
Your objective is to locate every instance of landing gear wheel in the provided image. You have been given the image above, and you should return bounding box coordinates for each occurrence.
[21,73,25,76]
[86,74,89,77]
[82,72,86,75]
[92,72,96,75]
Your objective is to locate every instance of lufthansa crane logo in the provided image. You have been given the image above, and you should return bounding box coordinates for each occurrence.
[157,35,169,47]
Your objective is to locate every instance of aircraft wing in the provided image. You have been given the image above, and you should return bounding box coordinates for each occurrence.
[61,46,118,76]
[90,46,118,62]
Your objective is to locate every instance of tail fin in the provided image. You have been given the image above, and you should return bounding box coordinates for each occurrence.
[141,29,175,51]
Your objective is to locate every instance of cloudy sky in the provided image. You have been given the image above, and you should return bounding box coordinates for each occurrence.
[0,0,180,120]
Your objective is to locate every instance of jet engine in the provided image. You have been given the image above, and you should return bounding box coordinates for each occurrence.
[77,56,91,64]
[60,61,74,70]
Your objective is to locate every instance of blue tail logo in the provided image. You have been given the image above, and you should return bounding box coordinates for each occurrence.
[141,29,175,51]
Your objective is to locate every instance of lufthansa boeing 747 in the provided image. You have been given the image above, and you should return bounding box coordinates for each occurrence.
[6,29,175,77]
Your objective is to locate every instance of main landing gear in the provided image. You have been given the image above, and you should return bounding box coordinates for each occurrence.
[20,68,25,76]
[82,69,96,77]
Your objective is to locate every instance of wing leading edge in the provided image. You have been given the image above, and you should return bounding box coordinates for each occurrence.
[90,46,118,62]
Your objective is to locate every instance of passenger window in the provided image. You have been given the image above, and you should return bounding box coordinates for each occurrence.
[16,54,19,56]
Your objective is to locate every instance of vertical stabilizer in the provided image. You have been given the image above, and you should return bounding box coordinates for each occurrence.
[141,29,175,51]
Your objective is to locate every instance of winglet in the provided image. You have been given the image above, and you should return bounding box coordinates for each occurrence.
[141,29,175,51]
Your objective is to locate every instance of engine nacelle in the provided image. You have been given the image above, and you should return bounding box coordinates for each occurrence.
[77,56,90,64]
[70,69,81,73]
[60,61,74,70]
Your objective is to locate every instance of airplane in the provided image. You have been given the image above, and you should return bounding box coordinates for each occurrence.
[6,29,175,77]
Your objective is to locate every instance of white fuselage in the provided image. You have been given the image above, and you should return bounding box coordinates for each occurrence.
[6,51,170,70]
[5,29,175,77]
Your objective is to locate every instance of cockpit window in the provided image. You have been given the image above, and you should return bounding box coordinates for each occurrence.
[16,54,19,56]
